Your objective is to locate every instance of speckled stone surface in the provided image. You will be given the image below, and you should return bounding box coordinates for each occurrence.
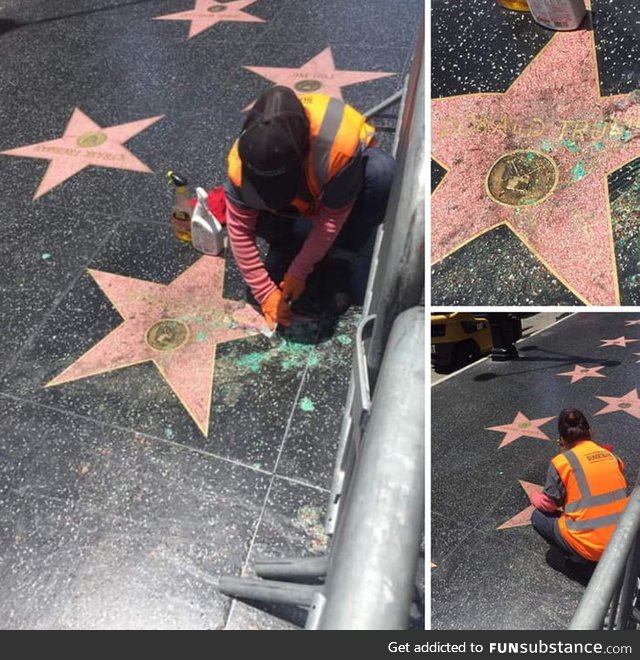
[432,312,640,630]
[431,0,640,306]
[430,224,582,306]
[0,0,423,630]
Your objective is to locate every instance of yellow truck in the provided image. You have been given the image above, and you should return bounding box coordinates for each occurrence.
[431,312,494,372]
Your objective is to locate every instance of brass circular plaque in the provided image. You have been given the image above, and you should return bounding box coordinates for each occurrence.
[207,5,227,12]
[518,422,531,429]
[146,319,189,352]
[619,403,632,409]
[76,131,108,148]
[294,80,323,93]
[486,150,558,207]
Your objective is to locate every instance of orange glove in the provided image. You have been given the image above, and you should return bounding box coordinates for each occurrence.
[261,288,292,330]
[280,272,306,303]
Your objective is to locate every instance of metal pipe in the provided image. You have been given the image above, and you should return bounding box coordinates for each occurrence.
[569,484,640,629]
[366,19,425,383]
[313,307,425,630]
[218,577,318,608]
[254,556,328,580]
[364,90,403,120]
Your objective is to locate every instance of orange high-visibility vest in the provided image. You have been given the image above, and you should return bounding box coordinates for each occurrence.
[227,93,376,216]
[552,440,628,561]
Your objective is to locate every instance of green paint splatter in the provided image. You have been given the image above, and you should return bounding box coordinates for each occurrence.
[195,330,207,342]
[540,140,553,153]
[593,141,605,151]
[571,162,587,181]
[164,426,175,440]
[561,140,579,153]
[41,252,51,261]
[236,351,270,373]
[525,152,535,161]
[336,334,352,346]
[621,130,633,142]
[300,397,315,412]
[307,353,320,368]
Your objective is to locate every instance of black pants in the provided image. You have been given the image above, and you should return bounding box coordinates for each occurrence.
[531,509,598,569]
[255,147,396,306]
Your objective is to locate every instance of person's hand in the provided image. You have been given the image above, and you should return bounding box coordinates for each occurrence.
[261,288,292,330]
[280,272,306,303]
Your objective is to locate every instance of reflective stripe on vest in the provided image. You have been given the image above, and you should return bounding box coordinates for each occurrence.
[227,93,374,215]
[552,441,627,561]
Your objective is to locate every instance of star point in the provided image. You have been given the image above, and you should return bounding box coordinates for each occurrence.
[485,411,555,449]
[497,480,544,530]
[47,257,265,436]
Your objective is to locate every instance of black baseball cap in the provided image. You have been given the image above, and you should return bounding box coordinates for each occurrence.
[239,86,310,210]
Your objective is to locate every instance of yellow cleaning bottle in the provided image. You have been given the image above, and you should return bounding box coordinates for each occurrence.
[167,171,192,242]
[497,0,530,10]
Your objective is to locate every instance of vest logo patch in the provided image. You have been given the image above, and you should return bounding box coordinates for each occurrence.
[585,451,613,463]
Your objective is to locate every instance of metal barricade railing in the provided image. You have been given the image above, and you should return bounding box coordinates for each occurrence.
[218,19,425,629]
[569,483,640,630]
[307,307,425,629]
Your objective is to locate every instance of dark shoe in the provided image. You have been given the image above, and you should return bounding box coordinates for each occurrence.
[545,547,569,574]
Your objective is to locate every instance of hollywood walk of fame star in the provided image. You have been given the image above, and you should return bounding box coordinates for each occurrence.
[485,411,555,449]
[154,0,264,39]
[0,108,162,200]
[243,47,395,105]
[497,480,544,530]
[625,320,640,326]
[432,28,640,305]
[47,257,265,436]
[557,364,606,384]
[599,336,639,348]
[594,388,640,420]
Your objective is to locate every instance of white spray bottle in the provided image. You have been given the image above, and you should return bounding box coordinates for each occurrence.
[527,0,586,31]
[191,187,225,256]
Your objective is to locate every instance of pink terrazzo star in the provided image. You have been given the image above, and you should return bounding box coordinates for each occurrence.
[635,353,640,363]
[243,47,395,104]
[485,411,555,449]
[0,108,162,199]
[625,320,640,326]
[497,480,544,530]
[154,0,264,39]
[594,388,640,420]
[557,364,606,383]
[432,29,640,305]
[47,257,265,436]
[599,336,639,348]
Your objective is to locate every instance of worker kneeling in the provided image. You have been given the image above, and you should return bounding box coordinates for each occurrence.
[225,85,396,330]
[529,408,628,583]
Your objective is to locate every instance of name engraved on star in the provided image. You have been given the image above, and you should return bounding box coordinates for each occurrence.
[83,150,126,162]
[486,150,559,207]
[37,145,82,157]
[291,72,334,80]
[206,5,227,12]
[436,114,638,143]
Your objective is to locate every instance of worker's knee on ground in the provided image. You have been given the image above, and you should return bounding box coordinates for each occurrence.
[530,508,544,533]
